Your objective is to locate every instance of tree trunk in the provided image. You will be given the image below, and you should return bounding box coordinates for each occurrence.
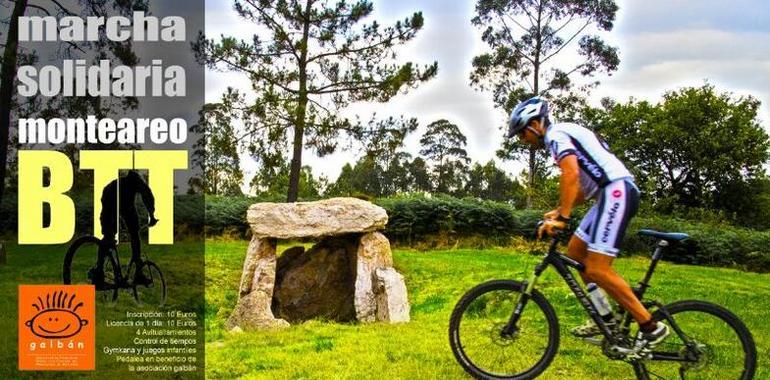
[286,0,313,202]
[527,148,536,207]
[0,0,28,208]
[525,0,544,209]
[287,108,305,202]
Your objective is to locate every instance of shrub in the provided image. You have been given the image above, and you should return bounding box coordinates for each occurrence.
[376,194,542,244]
[200,194,770,273]
[2,192,206,238]
[376,195,770,272]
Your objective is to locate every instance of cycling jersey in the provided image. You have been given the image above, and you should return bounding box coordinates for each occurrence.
[544,122,633,200]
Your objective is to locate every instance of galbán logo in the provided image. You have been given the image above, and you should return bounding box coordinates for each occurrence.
[18,285,95,371]
[25,290,89,339]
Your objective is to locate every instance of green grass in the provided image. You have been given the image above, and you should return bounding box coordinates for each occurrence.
[205,240,769,379]
[0,241,204,379]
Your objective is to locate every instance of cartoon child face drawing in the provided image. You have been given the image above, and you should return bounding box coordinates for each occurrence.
[25,291,89,339]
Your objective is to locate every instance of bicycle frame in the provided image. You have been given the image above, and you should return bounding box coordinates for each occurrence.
[503,236,671,348]
[96,239,142,288]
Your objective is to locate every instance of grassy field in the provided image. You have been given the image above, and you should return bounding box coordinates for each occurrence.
[206,240,769,380]
[0,241,205,379]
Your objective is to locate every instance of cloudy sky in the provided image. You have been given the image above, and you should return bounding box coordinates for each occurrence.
[205,0,770,190]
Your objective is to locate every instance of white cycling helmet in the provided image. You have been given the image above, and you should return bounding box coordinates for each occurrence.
[507,97,549,138]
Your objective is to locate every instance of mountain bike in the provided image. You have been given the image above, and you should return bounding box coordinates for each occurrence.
[449,228,756,379]
[63,229,166,306]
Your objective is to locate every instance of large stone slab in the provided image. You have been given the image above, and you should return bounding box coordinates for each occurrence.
[247,198,388,239]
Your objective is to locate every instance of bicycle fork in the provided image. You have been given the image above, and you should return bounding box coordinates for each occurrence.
[502,265,546,337]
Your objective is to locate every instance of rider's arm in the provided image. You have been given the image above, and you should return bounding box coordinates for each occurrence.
[557,155,580,219]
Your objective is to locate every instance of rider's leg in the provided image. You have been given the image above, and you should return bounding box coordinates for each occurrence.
[566,235,590,283]
[98,210,118,270]
[582,251,652,324]
[568,236,620,337]
[123,210,142,265]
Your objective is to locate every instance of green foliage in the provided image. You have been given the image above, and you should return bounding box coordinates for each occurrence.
[377,196,770,272]
[190,88,244,196]
[0,193,205,238]
[463,160,526,202]
[471,0,619,108]
[472,0,620,206]
[251,163,326,200]
[419,120,471,195]
[376,194,540,245]
[589,84,770,222]
[326,157,384,197]
[407,157,433,193]
[326,117,419,197]
[202,194,770,272]
[194,0,437,201]
[624,215,770,272]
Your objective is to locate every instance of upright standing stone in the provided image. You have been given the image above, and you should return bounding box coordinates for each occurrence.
[374,267,411,323]
[354,232,394,322]
[227,236,289,330]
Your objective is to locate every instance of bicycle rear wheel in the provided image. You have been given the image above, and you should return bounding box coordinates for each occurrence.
[63,236,119,302]
[636,300,756,380]
[449,280,559,380]
[132,261,167,306]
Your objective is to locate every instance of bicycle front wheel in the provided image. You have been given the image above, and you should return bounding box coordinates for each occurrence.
[63,236,119,302]
[637,300,757,380]
[449,280,559,380]
[132,261,167,307]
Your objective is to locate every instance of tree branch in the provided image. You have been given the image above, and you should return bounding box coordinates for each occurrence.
[307,26,416,63]
[213,55,299,94]
[26,4,51,15]
[313,82,382,95]
[512,1,537,27]
[307,97,334,117]
[524,76,534,93]
[548,15,575,37]
[244,0,301,62]
[503,13,529,33]
[27,4,86,54]
[539,63,586,94]
[540,20,590,64]
[311,79,382,94]
[43,0,76,16]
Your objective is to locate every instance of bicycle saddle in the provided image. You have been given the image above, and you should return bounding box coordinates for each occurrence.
[637,229,690,243]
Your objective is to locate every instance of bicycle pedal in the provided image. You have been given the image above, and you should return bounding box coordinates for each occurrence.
[582,337,604,346]
[626,348,652,361]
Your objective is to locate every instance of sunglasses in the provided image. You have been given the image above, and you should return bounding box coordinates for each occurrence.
[517,125,538,137]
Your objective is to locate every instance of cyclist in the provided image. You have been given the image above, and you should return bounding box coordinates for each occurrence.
[507,96,669,350]
[98,170,158,286]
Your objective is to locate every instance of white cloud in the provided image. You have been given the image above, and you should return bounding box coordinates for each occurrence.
[593,28,770,124]
[205,0,770,192]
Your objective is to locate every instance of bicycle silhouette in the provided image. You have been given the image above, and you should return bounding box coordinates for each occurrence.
[63,171,166,306]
